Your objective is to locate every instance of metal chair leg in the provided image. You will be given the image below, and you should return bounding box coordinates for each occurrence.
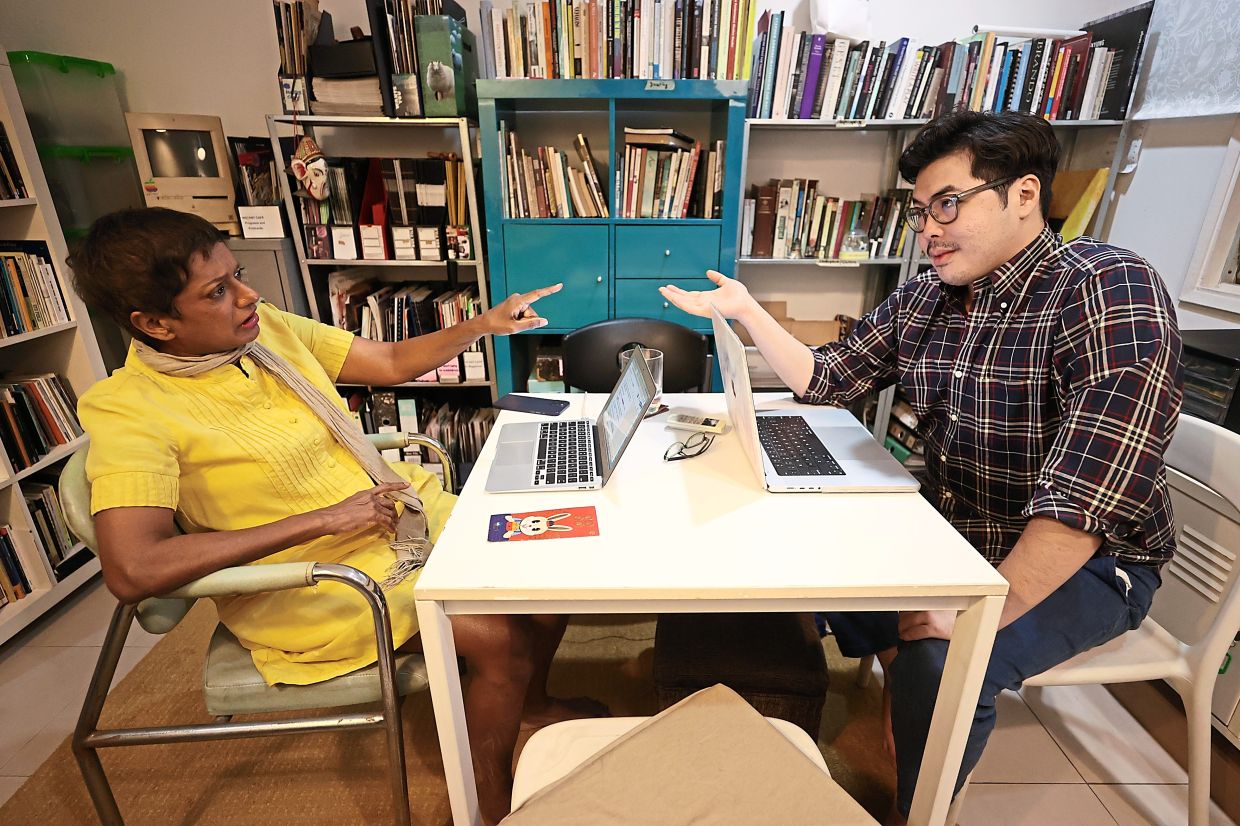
[313,564,411,825]
[72,601,137,826]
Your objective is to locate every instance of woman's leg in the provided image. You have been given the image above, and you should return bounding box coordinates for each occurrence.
[405,614,536,825]
[517,615,609,726]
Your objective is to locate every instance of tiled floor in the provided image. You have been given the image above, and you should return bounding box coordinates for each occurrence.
[0,578,1235,825]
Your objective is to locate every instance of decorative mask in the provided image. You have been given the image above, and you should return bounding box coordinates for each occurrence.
[289,136,330,201]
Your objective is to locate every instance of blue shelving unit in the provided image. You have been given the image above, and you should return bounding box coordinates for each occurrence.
[477,79,748,394]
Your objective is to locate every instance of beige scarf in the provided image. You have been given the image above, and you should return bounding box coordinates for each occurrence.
[133,339,431,589]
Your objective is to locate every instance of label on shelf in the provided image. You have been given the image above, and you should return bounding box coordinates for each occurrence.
[645,80,675,92]
[835,120,867,129]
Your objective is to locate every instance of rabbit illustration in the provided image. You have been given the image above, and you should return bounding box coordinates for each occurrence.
[504,512,573,539]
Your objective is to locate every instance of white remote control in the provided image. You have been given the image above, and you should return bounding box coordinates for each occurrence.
[666,411,727,434]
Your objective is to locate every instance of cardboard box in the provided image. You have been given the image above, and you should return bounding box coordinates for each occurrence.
[734,301,845,347]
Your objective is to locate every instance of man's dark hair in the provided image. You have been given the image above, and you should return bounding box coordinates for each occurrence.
[898,110,1060,219]
[69,208,226,345]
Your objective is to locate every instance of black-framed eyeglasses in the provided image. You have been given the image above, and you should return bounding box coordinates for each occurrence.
[904,176,1019,233]
[663,432,715,462]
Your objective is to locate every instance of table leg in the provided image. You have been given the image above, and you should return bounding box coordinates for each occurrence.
[907,594,1004,826]
[415,598,479,825]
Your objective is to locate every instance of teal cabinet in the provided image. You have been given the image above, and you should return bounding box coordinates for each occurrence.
[615,225,720,279]
[615,278,715,331]
[504,224,609,329]
[478,80,748,394]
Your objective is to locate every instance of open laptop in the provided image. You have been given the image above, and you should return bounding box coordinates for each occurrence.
[711,305,920,493]
[485,346,657,493]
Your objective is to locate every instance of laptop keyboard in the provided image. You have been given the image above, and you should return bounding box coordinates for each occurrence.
[533,420,597,486]
[756,416,845,477]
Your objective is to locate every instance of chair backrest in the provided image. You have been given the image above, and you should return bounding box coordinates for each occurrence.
[562,318,711,393]
[1153,415,1240,678]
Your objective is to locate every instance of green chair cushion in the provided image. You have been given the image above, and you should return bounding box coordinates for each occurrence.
[202,623,428,717]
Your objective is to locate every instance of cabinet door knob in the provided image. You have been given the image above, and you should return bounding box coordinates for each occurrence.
[663,301,669,309]
[596,276,603,283]
[664,249,671,256]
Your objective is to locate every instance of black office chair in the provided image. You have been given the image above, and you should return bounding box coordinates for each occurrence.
[562,318,713,393]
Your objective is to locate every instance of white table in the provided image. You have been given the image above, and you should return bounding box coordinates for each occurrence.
[414,393,1008,825]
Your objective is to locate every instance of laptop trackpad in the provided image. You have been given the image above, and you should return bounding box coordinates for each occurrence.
[495,440,534,466]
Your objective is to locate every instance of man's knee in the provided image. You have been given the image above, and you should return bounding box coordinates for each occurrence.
[889,638,949,703]
[457,615,537,682]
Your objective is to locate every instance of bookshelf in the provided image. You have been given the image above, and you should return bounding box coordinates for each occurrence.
[266,113,498,400]
[478,79,748,395]
[0,47,108,647]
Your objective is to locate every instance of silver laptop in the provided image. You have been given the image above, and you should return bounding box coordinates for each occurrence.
[485,346,657,493]
[711,305,920,493]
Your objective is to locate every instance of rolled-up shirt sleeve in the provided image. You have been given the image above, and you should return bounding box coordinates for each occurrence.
[796,287,902,406]
[1024,254,1182,541]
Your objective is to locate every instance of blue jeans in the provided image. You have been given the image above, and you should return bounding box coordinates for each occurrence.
[824,555,1160,817]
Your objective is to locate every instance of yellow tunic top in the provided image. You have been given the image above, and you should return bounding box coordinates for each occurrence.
[78,303,454,686]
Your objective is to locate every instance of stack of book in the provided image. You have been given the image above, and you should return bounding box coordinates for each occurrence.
[327,274,488,382]
[0,241,71,336]
[500,129,609,218]
[618,127,722,219]
[886,392,925,469]
[748,3,1153,122]
[347,392,497,485]
[23,480,76,575]
[0,525,30,609]
[300,155,471,261]
[480,0,758,80]
[0,373,83,472]
[0,125,28,201]
[742,182,910,261]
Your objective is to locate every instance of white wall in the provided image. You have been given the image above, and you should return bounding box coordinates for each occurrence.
[1,0,1233,331]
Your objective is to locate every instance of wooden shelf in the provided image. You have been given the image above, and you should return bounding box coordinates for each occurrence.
[0,320,77,350]
[0,197,36,208]
[303,258,479,267]
[10,434,88,485]
[747,118,1124,130]
[0,555,101,647]
[336,380,491,389]
[738,257,904,267]
[269,115,474,128]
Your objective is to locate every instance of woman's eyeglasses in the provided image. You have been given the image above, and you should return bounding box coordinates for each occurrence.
[663,432,715,462]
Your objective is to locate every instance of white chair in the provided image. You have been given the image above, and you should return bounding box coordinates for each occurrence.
[511,716,834,811]
[949,413,1240,826]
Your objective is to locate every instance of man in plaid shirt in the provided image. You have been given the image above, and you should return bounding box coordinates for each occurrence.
[661,110,1182,823]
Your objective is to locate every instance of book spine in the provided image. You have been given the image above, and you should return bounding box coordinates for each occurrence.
[799,34,828,119]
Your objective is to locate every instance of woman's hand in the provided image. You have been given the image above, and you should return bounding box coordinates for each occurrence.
[482,283,563,335]
[659,270,756,321]
[315,481,409,536]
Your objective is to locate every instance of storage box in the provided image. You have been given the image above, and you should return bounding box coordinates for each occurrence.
[734,301,844,347]
[38,145,142,234]
[414,16,479,118]
[8,51,129,147]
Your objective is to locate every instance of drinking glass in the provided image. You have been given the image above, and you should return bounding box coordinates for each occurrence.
[619,347,664,412]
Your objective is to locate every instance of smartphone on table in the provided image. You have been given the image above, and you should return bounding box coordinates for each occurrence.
[492,393,570,416]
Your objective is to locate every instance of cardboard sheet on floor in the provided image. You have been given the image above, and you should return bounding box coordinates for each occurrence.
[502,683,877,825]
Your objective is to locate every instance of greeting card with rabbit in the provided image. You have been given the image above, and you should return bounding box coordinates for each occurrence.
[488,507,600,542]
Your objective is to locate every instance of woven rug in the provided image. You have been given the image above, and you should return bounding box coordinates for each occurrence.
[0,604,893,824]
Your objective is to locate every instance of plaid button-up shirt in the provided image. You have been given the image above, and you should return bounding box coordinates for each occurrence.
[800,227,1183,567]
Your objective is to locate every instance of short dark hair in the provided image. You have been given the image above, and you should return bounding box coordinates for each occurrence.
[898,110,1060,219]
[69,208,226,345]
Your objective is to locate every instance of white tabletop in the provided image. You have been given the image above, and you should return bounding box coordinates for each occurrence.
[416,393,1007,604]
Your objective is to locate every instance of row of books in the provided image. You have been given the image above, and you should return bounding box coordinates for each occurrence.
[327,274,487,382]
[24,481,76,571]
[272,0,320,77]
[0,374,83,472]
[748,3,1152,123]
[479,0,758,81]
[348,392,497,484]
[299,155,472,261]
[500,128,609,218]
[886,393,926,469]
[0,125,28,201]
[742,182,910,262]
[0,525,31,607]
[0,241,71,338]
[617,130,723,220]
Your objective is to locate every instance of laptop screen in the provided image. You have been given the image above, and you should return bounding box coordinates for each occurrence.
[595,347,656,480]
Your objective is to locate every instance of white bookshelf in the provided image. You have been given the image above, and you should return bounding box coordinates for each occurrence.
[0,47,107,647]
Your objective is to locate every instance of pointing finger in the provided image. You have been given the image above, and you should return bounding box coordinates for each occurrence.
[522,283,563,303]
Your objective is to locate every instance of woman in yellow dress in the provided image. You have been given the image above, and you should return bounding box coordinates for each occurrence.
[72,207,584,824]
